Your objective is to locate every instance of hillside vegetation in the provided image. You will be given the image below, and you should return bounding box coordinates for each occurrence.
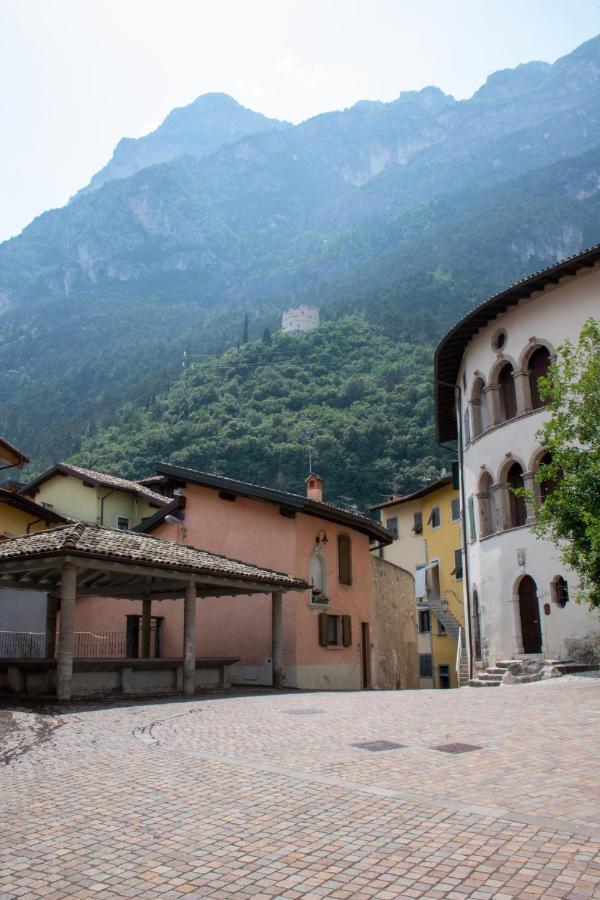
[73,318,450,509]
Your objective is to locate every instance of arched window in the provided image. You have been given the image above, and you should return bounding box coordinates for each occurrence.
[538,450,558,502]
[478,471,497,536]
[551,576,569,608]
[470,378,489,438]
[310,551,327,596]
[498,363,517,421]
[472,589,482,660]
[528,346,551,410]
[507,462,527,527]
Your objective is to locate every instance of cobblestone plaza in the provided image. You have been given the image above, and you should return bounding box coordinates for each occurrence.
[1,676,599,899]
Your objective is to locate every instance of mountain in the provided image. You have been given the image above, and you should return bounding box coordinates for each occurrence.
[2,35,600,502]
[76,93,290,196]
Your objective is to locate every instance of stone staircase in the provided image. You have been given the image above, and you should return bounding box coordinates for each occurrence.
[469,660,511,687]
[426,594,469,687]
[468,658,595,687]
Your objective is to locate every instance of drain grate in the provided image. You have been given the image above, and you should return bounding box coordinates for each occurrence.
[352,740,406,752]
[282,708,324,716]
[433,742,482,754]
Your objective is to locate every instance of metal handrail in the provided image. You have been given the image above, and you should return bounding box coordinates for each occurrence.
[455,627,463,678]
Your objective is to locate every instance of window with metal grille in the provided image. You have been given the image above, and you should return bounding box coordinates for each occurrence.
[386,516,398,538]
[337,534,352,584]
[116,516,130,531]
[419,654,433,678]
[418,609,431,633]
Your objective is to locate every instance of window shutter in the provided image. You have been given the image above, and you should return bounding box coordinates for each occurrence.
[341,615,352,647]
[318,613,329,647]
[337,534,352,585]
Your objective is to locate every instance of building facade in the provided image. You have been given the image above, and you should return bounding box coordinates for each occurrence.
[72,465,398,690]
[281,306,320,335]
[370,476,465,688]
[435,244,600,672]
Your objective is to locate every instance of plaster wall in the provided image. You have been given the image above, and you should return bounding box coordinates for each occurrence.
[458,264,600,664]
[29,476,157,527]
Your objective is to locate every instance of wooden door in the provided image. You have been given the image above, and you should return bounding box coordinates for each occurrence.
[360,622,371,688]
[518,576,542,654]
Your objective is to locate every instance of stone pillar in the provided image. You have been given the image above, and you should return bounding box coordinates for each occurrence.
[141,594,152,658]
[272,591,284,689]
[523,471,537,524]
[183,582,197,695]
[57,562,77,701]
[45,593,59,658]
[485,385,502,427]
[494,482,511,531]
[514,370,531,414]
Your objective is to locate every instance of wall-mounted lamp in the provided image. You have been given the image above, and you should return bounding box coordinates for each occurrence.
[316,529,328,546]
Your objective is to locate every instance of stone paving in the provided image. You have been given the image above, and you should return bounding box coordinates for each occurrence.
[0,676,599,899]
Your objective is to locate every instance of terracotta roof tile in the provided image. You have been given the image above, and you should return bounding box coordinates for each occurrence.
[0,522,307,589]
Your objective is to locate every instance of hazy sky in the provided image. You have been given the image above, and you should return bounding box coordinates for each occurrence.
[1,0,599,242]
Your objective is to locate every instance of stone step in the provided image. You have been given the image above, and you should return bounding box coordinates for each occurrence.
[478,673,503,682]
[468,678,500,688]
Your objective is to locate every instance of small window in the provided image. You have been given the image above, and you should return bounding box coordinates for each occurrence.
[116,516,130,531]
[451,498,461,522]
[413,511,423,535]
[428,507,441,529]
[386,516,399,539]
[552,576,569,608]
[438,664,451,689]
[492,329,507,351]
[337,534,352,585]
[437,618,446,635]
[419,654,433,678]
[418,609,431,633]
[318,613,352,647]
[467,495,477,542]
[451,548,463,580]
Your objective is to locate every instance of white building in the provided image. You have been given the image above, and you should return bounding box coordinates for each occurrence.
[434,244,600,673]
[281,306,320,335]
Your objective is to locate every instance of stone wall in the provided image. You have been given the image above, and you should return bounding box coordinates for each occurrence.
[371,557,418,690]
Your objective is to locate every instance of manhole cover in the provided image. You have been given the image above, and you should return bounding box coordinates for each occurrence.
[433,742,482,754]
[282,709,324,716]
[352,740,406,752]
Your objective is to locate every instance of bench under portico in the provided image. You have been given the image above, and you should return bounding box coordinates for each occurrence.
[0,522,307,700]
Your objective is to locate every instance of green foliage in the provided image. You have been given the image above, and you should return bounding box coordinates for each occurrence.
[531,319,600,608]
[72,317,453,510]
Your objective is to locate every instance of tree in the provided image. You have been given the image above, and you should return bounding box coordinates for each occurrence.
[262,327,272,344]
[531,318,600,608]
[242,313,249,345]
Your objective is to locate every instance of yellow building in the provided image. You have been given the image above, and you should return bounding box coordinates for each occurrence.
[21,464,167,529]
[370,475,466,688]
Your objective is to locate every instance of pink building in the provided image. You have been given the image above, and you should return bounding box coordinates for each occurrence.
[74,465,392,690]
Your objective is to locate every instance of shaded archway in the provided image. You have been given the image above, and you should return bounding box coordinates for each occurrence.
[518,575,542,654]
[477,471,497,536]
[528,346,551,410]
[506,462,527,527]
[498,363,517,421]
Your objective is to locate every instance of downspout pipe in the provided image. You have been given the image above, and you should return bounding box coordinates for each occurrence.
[99,489,114,526]
[455,383,474,681]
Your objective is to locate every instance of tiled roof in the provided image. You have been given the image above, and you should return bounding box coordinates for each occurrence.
[22,464,168,507]
[435,242,600,442]
[0,522,307,588]
[0,489,70,524]
[152,463,394,544]
[369,475,454,511]
[0,436,30,466]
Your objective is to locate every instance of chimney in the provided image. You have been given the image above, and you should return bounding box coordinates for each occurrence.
[305,473,323,503]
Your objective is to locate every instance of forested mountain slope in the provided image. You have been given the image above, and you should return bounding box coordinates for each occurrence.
[1,35,600,498]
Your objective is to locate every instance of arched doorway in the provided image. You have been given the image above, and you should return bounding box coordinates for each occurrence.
[518,575,542,654]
